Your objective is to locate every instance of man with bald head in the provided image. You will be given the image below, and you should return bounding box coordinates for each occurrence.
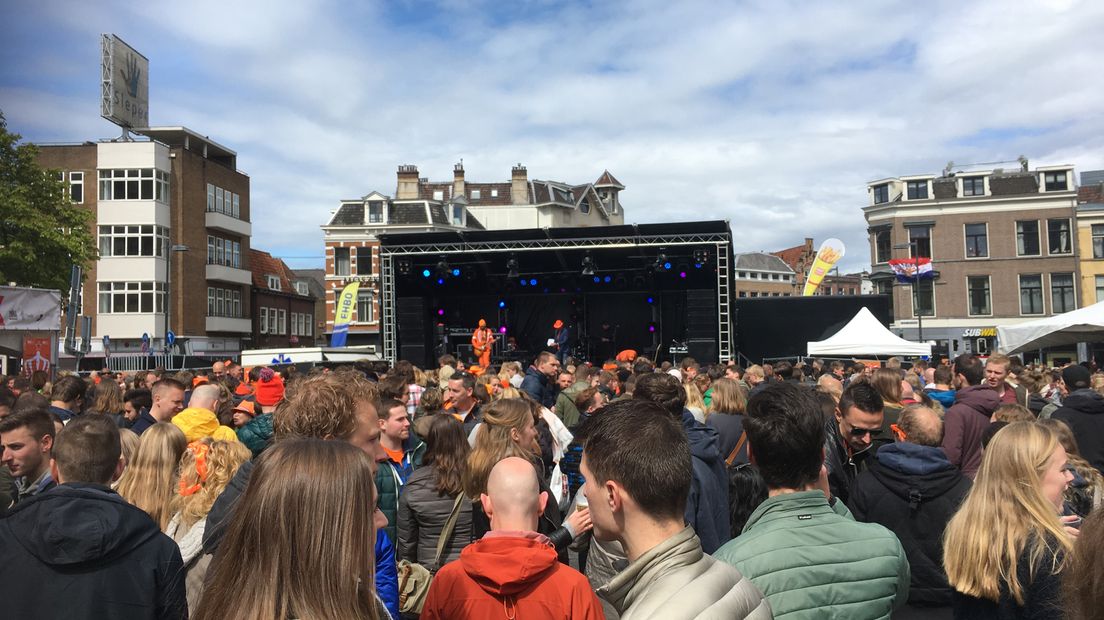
[422,457,603,619]
[849,404,971,613]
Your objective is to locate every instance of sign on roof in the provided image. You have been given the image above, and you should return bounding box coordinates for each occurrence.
[101,34,149,129]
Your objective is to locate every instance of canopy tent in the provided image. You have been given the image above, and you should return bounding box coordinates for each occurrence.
[807,306,932,357]
[997,301,1104,354]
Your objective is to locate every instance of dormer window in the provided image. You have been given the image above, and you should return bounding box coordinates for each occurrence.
[490,189,498,197]
[1044,171,1068,192]
[266,275,281,291]
[452,204,464,226]
[873,184,889,204]
[962,176,985,196]
[367,200,385,224]
[470,189,481,200]
[295,282,309,296]
[580,198,590,214]
[906,181,929,200]
[433,190,444,201]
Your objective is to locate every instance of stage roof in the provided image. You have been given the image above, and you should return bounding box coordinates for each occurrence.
[378,220,731,250]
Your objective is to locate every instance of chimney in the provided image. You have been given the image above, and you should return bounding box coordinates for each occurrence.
[453,162,465,199]
[511,163,528,205]
[396,164,420,200]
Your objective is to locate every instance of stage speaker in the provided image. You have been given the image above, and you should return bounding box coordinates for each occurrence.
[686,290,716,340]
[687,338,718,364]
[397,298,431,366]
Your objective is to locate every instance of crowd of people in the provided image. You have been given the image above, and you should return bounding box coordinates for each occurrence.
[0,349,1103,619]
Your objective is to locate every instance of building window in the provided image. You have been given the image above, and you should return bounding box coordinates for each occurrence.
[1047,218,1072,255]
[962,176,985,196]
[278,309,287,335]
[357,291,375,323]
[470,190,481,200]
[290,312,299,337]
[451,204,464,226]
[259,308,268,334]
[98,169,169,202]
[580,198,590,214]
[69,171,84,203]
[738,291,746,298]
[1044,171,1068,191]
[491,189,498,198]
[908,225,932,259]
[1051,273,1075,313]
[964,223,988,258]
[334,247,351,276]
[305,313,313,336]
[876,280,894,316]
[97,281,165,314]
[357,247,372,275]
[1096,276,1104,303]
[872,184,889,204]
[206,287,241,318]
[295,281,309,296]
[368,201,384,224]
[874,229,891,264]
[1093,225,1104,259]
[912,281,934,317]
[1020,274,1044,315]
[205,183,240,217]
[906,181,928,200]
[266,275,281,291]
[1017,220,1040,256]
[98,225,169,258]
[206,236,241,268]
[967,276,991,316]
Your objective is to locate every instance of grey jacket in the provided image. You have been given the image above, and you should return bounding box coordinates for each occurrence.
[597,526,771,620]
[396,465,472,570]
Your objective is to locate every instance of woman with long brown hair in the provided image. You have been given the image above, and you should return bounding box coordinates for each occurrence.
[463,398,589,561]
[193,438,388,620]
[943,421,1079,618]
[397,414,473,569]
[870,367,905,431]
[706,377,749,464]
[116,422,188,529]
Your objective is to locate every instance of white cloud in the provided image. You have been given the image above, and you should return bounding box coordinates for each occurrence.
[3,0,1103,274]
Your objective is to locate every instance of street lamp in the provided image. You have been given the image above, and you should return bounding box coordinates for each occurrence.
[165,244,189,353]
[893,241,926,343]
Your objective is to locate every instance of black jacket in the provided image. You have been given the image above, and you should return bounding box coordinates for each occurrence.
[824,418,884,507]
[707,412,747,464]
[519,366,557,409]
[849,442,971,607]
[682,410,731,554]
[951,539,1065,620]
[0,483,187,620]
[1052,389,1104,475]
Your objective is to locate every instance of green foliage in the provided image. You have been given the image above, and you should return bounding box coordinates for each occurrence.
[0,112,96,291]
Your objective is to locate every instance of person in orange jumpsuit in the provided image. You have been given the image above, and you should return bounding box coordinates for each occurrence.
[471,319,495,369]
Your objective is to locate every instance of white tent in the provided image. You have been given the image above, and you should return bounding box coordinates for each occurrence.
[997,301,1104,354]
[807,307,932,357]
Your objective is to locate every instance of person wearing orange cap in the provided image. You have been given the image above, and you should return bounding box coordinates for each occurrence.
[471,318,495,370]
[551,319,570,365]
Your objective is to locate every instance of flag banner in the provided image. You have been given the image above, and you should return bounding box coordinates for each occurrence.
[330,282,360,348]
[22,336,52,375]
[802,238,846,296]
[0,287,62,330]
[888,258,934,283]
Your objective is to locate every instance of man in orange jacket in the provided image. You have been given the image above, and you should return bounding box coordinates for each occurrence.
[471,318,495,369]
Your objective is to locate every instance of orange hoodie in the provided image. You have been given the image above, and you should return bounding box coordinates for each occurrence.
[421,534,603,620]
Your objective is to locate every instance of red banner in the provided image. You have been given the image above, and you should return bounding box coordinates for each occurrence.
[22,336,52,375]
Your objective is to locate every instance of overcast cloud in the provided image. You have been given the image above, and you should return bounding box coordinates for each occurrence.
[2,0,1102,273]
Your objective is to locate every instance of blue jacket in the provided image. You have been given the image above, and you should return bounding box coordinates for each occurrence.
[375,529,399,620]
[926,389,956,410]
[520,366,557,409]
[682,410,731,554]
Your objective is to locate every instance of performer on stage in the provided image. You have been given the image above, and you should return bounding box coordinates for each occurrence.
[551,319,570,365]
[471,318,495,369]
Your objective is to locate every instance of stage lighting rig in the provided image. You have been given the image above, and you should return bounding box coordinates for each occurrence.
[581,253,597,276]
[506,256,519,279]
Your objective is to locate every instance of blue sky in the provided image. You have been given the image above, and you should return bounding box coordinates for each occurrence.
[3,0,1102,273]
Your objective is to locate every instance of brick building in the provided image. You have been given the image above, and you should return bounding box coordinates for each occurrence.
[249,250,317,349]
[1075,170,1104,308]
[733,253,797,298]
[321,163,627,348]
[864,161,1079,362]
[290,268,327,346]
[772,238,872,296]
[36,128,253,365]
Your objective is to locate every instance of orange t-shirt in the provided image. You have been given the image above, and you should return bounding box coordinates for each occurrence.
[384,446,405,464]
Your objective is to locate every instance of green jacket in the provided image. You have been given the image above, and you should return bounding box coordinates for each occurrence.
[713,490,910,620]
[555,391,581,428]
[235,413,273,459]
[375,436,426,545]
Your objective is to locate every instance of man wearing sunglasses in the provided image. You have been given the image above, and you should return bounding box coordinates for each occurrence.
[824,382,886,506]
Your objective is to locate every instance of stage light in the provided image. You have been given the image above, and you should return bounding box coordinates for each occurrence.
[581,253,596,276]
[520,280,528,287]
[422,269,431,278]
[663,262,672,270]
[498,300,506,309]
[436,257,450,279]
[694,262,703,269]
[648,323,657,333]
[593,276,600,283]
[499,326,507,333]
[451,268,461,277]
[506,257,519,279]
[398,260,411,275]
[529,278,537,286]
[679,271,687,278]
[603,276,612,283]
[437,308,445,316]
[436,278,445,285]
[646,296,654,304]
[693,249,710,265]
[654,252,668,271]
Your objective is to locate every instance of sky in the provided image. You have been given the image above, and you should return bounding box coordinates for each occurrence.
[3,0,1102,274]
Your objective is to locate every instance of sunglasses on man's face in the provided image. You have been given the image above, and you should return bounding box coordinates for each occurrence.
[848,426,881,438]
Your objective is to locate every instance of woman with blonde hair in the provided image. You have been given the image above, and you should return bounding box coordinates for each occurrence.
[463,398,589,562]
[943,421,1079,617]
[707,378,749,464]
[166,438,252,610]
[193,438,388,620]
[116,422,188,529]
[684,381,707,423]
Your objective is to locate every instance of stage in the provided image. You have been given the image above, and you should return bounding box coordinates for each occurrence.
[377,221,734,368]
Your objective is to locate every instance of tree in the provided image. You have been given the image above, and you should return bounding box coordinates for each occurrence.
[0,112,96,291]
